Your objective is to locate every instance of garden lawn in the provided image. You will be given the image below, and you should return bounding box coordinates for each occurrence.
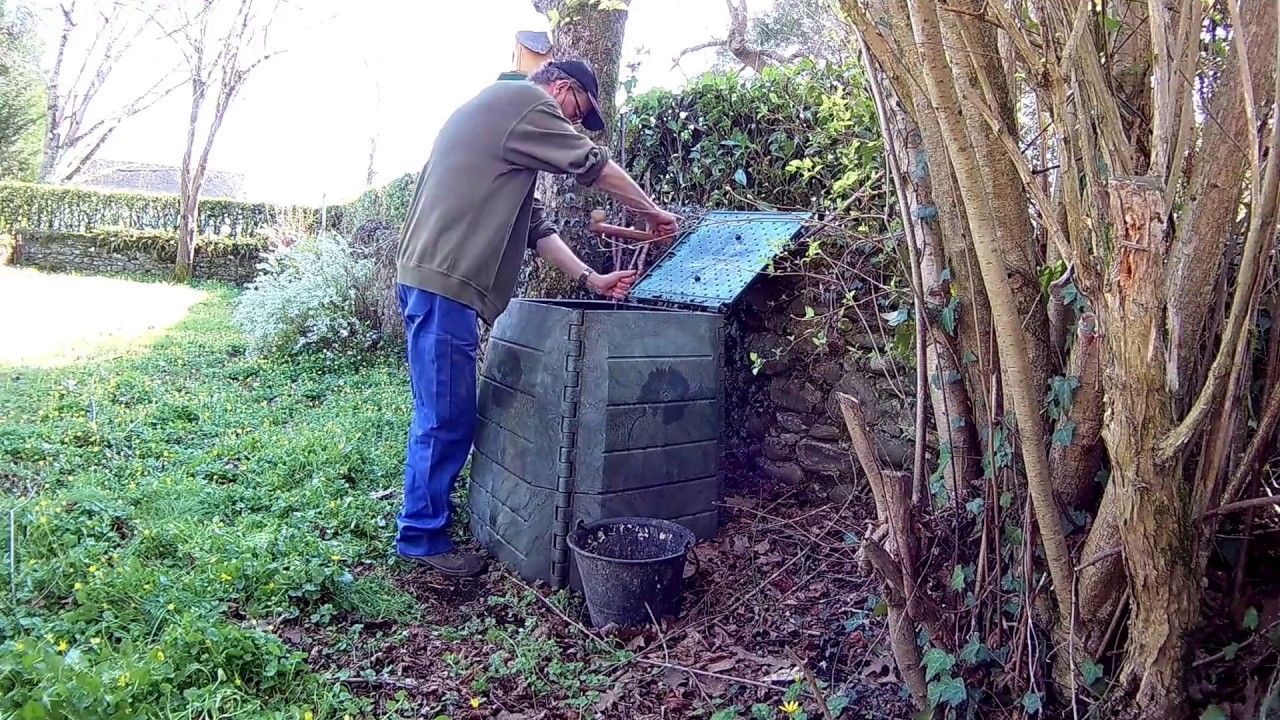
[0,272,421,719]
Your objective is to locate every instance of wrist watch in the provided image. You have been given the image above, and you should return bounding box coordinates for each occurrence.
[577,269,594,288]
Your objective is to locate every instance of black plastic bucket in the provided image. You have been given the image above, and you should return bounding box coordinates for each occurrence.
[567,516,696,628]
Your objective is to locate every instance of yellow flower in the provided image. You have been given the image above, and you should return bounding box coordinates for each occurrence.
[344,716,352,720]
[168,603,176,611]
[330,555,341,562]
[44,633,54,642]
[143,529,151,537]
[90,638,101,646]
[234,678,241,686]
[143,584,152,591]
[57,640,69,652]
[470,697,483,709]
[155,649,165,661]
[14,641,24,652]
[37,515,47,524]
[88,565,98,573]
[128,482,137,490]
[118,673,129,686]
[304,712,314,720]
[328,501,338,509]
[73,582,82,591]
[781,701,801,716]
[220,573,232,582]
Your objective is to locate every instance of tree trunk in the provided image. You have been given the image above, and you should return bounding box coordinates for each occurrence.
[903,0,1074,610]
[938,0,1054,393]
[1164,0,1277,407]
[874,69,981,500]
[1100,176,1196,720]
[520,0,630,300]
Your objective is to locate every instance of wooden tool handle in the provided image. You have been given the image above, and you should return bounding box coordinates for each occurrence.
[589,208,656,242]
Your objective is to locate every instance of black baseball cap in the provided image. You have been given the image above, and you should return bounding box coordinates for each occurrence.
[550,59,605,132]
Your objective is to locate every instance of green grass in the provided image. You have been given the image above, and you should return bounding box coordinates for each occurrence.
[0,278,418,719]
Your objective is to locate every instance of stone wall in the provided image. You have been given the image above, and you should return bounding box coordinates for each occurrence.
[723,271,916,492]
[10,232,260,284]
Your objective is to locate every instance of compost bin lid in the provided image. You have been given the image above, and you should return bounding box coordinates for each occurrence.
[630,210,811,312]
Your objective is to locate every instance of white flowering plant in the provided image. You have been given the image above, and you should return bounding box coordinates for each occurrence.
[233,232,382,357]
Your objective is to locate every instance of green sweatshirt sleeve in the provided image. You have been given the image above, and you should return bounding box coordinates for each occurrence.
[528,196,558,249]
[503,100,608,186]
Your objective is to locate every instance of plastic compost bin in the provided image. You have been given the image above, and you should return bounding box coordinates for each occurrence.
[468,210,810,590]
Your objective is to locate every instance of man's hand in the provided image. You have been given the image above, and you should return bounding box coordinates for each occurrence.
[588,270,637,300]
[643,209,680,244]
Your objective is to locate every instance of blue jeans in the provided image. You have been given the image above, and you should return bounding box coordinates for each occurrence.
[396,285,478,557]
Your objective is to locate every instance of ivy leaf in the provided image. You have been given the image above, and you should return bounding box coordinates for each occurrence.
[751,704,776,720]
[1244,606,1260,631]
[1224,643,1240,660]
[965,497,985,517]
[951,565,967,591]
[940,298,958,335]
[1101,13,1122,33]
[1079,659,1104,687]
[711,708,742,720]
[826,695,851,716]
[926,676,967,708]
[804,306,815,319]
[1000,491,1013,509]
[922,648,955,682]
[963,351,978,364]
[882,307,909,327]
[1199,706,1228,720]
[1052,420,1077,447]
[1021,692,1043,715]
[872,599,888,618]
[734,168,748,186]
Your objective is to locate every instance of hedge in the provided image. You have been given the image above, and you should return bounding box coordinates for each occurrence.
[16,226,267,260]
[621,61,885,217]
[0,181,319,238]
[323,173,417,236]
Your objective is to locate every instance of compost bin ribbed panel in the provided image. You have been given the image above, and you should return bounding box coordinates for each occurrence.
[470,299,724,589]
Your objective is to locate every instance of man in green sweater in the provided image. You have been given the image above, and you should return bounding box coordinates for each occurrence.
[394,59,679,577]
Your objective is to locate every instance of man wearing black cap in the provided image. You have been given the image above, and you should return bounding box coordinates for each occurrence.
[394,58,679,577]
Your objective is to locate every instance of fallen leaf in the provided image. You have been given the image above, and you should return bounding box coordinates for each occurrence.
[706,657,737,673]
[753,540,772,554]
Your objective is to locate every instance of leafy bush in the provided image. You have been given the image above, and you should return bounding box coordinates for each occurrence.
[234,233,382,357]
[622,61,885,216]
[324,172,417,236]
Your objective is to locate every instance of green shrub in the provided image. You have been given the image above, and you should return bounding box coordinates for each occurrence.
[233,233,381,357]
[324,172,417,236]
[622,61,885,216]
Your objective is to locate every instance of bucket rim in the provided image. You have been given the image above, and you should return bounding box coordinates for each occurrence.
[566,516,696,565]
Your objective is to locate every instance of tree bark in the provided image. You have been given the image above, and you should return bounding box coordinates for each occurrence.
[1100,176,1196,720]
[938,0,1054,391]
[521,0,631,300]
[1164,0,1278,407]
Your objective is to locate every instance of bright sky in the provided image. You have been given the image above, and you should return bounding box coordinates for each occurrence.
[31,0,767,206]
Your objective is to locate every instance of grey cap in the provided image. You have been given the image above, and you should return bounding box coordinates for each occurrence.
[516,30,552,54]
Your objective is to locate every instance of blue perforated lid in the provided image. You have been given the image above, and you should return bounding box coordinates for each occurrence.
[630,210,811,312]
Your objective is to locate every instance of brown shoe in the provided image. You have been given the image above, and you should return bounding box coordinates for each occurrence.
[399,549,488,578]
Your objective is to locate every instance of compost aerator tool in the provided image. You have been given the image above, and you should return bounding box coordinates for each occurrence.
[588,208,673,287]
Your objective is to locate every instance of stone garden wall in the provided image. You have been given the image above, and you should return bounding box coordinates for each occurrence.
[722,266,916,492]
[8,230,262,284]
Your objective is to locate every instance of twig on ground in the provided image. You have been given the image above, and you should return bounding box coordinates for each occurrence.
[786,648,837,720]
[635,658,782,692]
[1193,618,1280,668]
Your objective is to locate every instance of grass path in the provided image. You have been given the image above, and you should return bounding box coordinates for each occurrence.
[0,273,420,718]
